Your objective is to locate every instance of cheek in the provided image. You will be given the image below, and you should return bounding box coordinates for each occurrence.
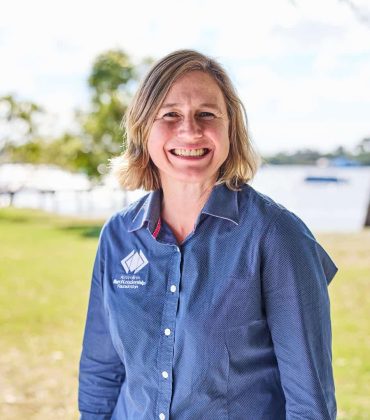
[207,122,229,142]
[218,132,230,164]
[148,124,169,145]
[147,129,168,165]
[147,126,160,148]
[147,141,160,164]
[215,128,230,153]
[146,136,157,164]
[221,142,230,164]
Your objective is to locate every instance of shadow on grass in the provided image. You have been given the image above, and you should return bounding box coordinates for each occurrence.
[0,213,31,223]
[0,208,55,224]
[0,207,104,239]
[60,225,103,238]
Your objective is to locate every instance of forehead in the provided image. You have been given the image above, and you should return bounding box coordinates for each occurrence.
[162,71,226,108]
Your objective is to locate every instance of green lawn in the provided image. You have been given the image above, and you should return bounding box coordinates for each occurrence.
[0,208,369,419]
[0,208,100,419]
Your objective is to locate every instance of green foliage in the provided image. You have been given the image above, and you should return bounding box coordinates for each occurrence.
[2,134,100,177]
[266,148,322,165]
[0,95,43,134]
[78,49,138,178]
[0,49,146,178]
[0,95,44,153]
[354,138,370,165]
[88,49,135,100]
[264,139,370,166]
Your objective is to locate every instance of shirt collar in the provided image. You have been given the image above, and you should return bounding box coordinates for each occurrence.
[200,183,239,225]
[128,183,239,233]
[128,189,162,233]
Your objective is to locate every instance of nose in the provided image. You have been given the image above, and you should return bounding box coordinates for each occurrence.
[177,115,203,140]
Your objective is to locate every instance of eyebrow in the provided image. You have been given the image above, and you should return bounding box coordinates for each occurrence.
[160,102,223,113]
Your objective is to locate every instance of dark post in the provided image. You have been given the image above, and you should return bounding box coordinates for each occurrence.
[364,197,370,227]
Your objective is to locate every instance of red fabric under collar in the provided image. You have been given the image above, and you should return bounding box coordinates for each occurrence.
[153,217,161,239]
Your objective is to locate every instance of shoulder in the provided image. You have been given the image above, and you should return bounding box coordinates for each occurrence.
[237,183,320,249]
[237,183,307,236]
[242,185,339,285]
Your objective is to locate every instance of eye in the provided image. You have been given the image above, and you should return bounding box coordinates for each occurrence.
[198,112,215,119]
[163,112,181,120]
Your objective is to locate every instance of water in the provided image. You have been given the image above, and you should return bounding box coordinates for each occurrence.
[250,165,370,232]
[1,163,369,232]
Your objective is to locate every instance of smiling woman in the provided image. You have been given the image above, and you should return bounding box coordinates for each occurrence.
[78,50,339,420]
[112,49,259,194]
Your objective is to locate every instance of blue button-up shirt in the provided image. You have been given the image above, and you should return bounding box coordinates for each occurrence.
[79,183,338,419]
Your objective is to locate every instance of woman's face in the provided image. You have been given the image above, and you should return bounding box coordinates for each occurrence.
[147,71,230,187]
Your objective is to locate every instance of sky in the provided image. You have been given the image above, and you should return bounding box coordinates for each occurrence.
[1,0,369,156]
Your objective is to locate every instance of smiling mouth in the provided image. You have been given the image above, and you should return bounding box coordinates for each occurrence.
[170,148,210,157]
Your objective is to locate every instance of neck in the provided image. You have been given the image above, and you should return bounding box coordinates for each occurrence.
[160,178,215,243]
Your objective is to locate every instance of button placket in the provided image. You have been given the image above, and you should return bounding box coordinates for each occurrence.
[157,246,181,418]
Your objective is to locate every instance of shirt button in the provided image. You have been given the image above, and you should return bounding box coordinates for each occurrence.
[162,370,169,379]
[159,413,165,420]
[170,285,176,293]
[164,328,171,336]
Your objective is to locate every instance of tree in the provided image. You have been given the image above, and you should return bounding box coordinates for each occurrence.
[354,137,370,165]
[0,95,44,154]
[3,134,89,172]
[78,49,137,178]
[1,50,152,178]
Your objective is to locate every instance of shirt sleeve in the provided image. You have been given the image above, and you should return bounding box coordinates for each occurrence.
[78,231,126,419]
[261,208,338,420]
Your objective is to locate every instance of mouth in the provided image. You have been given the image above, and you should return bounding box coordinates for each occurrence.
[169,148,211,157]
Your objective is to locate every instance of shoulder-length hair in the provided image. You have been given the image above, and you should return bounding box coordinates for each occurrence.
[111,49,261,191]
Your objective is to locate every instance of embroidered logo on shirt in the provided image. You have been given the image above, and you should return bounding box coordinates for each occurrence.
[113,275,146,289]
[121,250,148,274]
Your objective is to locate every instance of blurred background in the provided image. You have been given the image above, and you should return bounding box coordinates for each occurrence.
[0,0,369,418]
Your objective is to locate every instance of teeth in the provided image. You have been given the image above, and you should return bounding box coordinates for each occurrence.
[172,148,208,157]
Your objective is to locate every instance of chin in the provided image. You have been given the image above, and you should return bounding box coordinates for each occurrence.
[173,172,217,185]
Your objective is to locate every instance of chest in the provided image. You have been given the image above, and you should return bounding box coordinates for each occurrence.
[102,223,265,344]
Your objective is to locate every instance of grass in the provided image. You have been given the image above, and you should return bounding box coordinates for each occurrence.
[320,231,370,419]
[0,208,101,419]
[0,207,369,419]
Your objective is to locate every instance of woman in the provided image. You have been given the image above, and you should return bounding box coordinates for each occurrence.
[79,49,338,419]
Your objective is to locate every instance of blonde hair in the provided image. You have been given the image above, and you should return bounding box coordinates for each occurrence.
[111,49,261,191]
